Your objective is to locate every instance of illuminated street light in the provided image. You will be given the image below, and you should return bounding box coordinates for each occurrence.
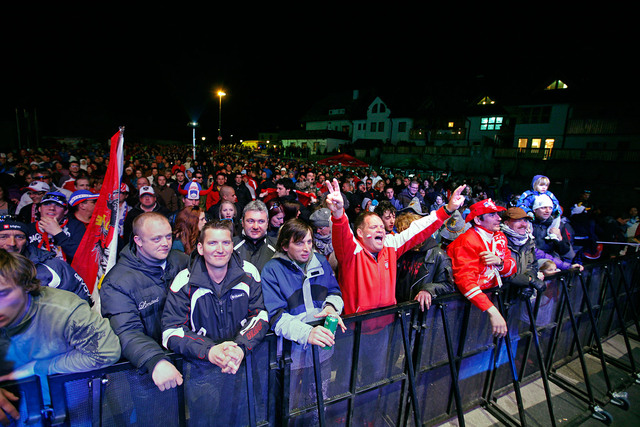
[217,90,226,153]
[188,121,199,160]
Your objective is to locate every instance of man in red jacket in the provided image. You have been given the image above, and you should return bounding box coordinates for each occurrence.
[446,198,517,338]
[324,178,466,315]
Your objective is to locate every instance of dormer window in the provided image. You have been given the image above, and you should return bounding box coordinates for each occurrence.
[478,96,495,105]
[545,80,568,90]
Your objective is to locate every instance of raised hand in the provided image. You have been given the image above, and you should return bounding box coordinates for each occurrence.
[324,179,344,219]
[446,184,467,212]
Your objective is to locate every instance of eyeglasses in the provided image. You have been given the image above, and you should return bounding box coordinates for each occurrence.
[33,175,49,180]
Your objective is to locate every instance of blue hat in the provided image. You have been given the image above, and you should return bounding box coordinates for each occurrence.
[69,190,99,207]
[40,191,68,207]
[531,175,548,188]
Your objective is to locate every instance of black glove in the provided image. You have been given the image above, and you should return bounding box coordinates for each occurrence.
[508,274,531,288]
[530,278,547,293]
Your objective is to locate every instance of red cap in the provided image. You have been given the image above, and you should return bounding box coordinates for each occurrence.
[466,198,505,223]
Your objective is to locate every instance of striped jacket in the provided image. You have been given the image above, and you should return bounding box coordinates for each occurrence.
[161,251,269,360]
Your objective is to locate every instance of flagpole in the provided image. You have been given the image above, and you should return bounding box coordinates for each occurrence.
[71,127,125,313]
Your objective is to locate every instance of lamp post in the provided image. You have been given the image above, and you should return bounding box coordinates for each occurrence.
[188,121,199,161]
[217,90,226,153]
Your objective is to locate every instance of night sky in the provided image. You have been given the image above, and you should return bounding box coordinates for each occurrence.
[3,10,634,147]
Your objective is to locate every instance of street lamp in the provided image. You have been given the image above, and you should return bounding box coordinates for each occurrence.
[217,90,226,153]
[188,121,199,161]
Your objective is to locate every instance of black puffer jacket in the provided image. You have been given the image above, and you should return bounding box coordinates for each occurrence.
[232,232,277,272]
[100,244,189,373]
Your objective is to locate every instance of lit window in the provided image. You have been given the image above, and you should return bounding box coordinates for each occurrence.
[531,138,541,149]
[518,139,528,148]
[448,122,454,128]
[480,116,503,131]
[544,139,554,149]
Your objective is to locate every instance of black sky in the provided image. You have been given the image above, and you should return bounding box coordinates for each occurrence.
[3,9,635,147]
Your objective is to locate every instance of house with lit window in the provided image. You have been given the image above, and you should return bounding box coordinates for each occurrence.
[509,80,572,160]
[350,96,414,145]
[284,89,420,155]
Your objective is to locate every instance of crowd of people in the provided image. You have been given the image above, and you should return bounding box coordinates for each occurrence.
[0,141,638,423]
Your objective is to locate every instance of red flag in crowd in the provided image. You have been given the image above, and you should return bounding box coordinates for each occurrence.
[71,127,124,300]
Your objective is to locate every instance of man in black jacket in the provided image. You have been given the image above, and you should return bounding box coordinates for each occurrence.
[162,220,269,425]
[121,186,171,246]
[233,200,277,272]
[100,212,189,392]
[230,172,253,208]
[162,220,268,373]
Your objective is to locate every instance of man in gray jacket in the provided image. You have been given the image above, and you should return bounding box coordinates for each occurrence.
[0,249,120,409]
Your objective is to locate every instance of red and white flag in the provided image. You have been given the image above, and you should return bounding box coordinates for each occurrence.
[71,127,124,309]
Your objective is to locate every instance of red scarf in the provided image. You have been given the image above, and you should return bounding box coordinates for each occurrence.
[36,218,69,261]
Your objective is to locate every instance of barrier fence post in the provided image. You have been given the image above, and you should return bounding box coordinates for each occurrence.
[244,351,257,427]
[481,289,528,426]
[310,345,326,427]
[440,301,466,426]
[398,308,421,426]
[448,302,471,417]
[346,320,362,426]
[279,339,292,426]
[174,357,186,427]
[524,294,557,426]
[402,304,423,426]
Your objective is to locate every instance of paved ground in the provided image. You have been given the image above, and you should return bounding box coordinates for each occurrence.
[435,332,640,426]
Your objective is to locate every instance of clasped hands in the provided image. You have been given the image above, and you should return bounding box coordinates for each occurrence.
[208,341,245,375]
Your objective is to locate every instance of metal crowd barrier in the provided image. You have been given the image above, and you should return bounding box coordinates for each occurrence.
[3,252,639,426]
